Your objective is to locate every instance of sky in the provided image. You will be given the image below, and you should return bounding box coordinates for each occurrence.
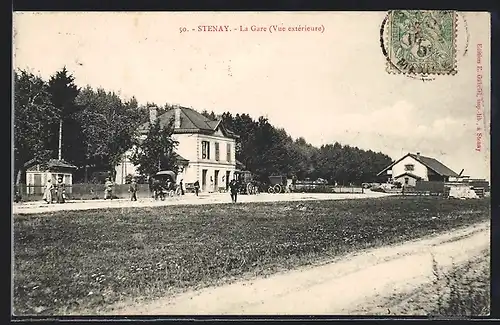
[13,11,491,180]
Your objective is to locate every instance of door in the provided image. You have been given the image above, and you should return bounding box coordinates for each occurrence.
[202,169,207,192]
[34,174,42,195]
[226,171,231,190]
[214,170,219,191]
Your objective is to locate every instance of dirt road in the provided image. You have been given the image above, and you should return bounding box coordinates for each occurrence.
[102,221,490,316]
[13,190,393,215]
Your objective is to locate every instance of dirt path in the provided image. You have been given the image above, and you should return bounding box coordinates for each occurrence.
[97,221,490,316]
[13,190,394,215]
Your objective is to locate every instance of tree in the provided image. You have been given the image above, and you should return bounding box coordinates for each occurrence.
[201,110,217,120]
[75,87,143,180]
[13,69,59,184]
[47,67,81,164]
[130,117,179,178]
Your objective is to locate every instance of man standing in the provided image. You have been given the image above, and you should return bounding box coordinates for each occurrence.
[229,178,238,203]
[129,178,138,201]
[104,177,114,200]
[179,179,185,195]
[194,180,200,196]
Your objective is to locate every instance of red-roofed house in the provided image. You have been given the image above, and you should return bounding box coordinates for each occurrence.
[115,105,239,193]
[376,152,460,187]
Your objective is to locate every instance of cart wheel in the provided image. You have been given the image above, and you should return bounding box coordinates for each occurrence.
[268,186,275,194]
[175,187,181,196]
[274,184,282,194]
[246,183,253,195]
[160,194,166,201]
[168,190,175,197]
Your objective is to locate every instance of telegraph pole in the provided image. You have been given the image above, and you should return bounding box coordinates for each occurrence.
[58,119,63,160]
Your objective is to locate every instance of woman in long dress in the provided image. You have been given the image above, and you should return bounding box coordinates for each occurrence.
[43,179,54,204]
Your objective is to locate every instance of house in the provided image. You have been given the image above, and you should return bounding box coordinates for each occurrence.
[26,159,77,194]
[376,152,460,187]
[114,105,239,193]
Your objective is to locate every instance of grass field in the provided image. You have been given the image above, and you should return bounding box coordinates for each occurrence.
[431,248,490,317]
[13,196,490,315]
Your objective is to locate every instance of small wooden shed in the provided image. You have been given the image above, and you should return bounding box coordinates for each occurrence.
[26,159,77,194]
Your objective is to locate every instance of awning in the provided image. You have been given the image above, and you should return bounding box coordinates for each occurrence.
[173,152,189,166]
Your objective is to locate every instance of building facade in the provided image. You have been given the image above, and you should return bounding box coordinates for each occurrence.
[377,152,460,186]
[25,159,77,194]
[115,106,238,193]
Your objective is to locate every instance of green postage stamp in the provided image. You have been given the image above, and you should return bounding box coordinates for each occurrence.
[386,10,457,75]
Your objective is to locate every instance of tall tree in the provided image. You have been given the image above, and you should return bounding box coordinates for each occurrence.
[75,87,142,180]
[13,70,59,184]
[130,117,179,178]
[47,67,81,163]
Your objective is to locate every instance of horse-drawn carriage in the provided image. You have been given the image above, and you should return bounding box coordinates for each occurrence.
[267,175,291,194]
[150,170,182,200]
[234,170,259,195]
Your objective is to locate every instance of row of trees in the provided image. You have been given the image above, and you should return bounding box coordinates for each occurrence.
[14,67,161,184]
[14,67,393,185]
[213,112,392,184]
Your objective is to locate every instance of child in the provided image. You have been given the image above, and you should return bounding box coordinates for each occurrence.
[56,176,66,203]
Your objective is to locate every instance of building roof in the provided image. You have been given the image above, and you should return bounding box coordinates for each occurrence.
[173,152,189,163]
[377,153,460,177]
[393,172,423,180]
[27,159,77,172]
[173,151,189,165]
[139,106,239,139]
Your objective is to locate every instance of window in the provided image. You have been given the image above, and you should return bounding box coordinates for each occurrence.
[202,141,210,159]
[404,177,409,185]
[226,143,231,162]
[404,164,415,171]
[215,142,220,161]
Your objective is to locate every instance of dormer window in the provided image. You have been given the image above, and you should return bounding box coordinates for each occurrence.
[404,164,415,172]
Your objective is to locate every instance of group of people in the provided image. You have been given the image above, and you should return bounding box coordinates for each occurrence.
[150,177,187,200]
[105,177,139,201]
[42,176,67,204]
[41,175,241,204]
[192,178,240,203]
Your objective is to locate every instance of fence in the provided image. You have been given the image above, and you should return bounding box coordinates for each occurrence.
[413,181,446,195]
[293,184,364,194]
[405,181,488,198]
[14,184,153,202]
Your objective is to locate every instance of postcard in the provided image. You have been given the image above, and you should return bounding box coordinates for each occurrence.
[12,11,491,317]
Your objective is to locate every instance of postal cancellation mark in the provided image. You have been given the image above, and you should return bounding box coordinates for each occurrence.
[386,10,457,75]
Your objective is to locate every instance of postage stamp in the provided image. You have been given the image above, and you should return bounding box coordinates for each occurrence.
[386,10,458,75]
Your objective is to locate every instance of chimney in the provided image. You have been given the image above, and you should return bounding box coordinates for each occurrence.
[416,152,421,158]
[174,105,181,129]
[149,106,157,124]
